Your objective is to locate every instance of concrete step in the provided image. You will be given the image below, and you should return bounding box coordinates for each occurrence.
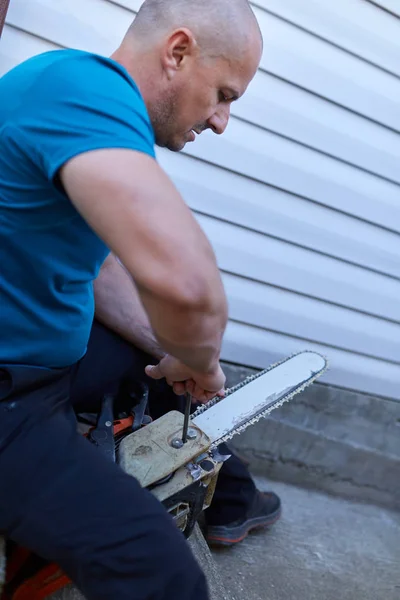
[211,478,400,600]
[222,363,400,512]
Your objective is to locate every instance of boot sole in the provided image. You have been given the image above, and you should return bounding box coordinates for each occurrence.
[206,505,282,547]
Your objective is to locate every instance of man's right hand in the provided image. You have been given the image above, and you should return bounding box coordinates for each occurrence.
[145,355,226,404]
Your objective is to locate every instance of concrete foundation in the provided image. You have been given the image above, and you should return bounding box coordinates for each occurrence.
[222,362,400,512]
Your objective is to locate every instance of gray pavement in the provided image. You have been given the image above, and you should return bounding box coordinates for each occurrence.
[211,478,400,600]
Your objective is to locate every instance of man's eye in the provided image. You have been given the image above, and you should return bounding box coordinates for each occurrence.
[219,92,229,102]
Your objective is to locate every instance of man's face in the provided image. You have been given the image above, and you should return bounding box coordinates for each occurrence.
[150,40,261,152]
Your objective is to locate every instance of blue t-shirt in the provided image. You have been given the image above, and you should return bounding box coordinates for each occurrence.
[0,49,156,367]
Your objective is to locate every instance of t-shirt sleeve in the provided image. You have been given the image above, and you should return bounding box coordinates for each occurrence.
[22,53,156,181]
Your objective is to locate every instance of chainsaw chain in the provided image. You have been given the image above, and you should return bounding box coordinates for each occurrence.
[191,351,327,448]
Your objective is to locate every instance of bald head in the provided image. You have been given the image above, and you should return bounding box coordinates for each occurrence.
[113,0,262,152]
[127,0,262,61]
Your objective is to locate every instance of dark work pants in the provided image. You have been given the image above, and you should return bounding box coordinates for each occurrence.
[0,321,256,600]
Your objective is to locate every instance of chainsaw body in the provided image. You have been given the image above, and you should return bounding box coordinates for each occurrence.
[84,386,226,539]
[118,410,227,537]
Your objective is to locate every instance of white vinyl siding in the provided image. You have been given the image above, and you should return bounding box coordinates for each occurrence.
[1,0,400,399]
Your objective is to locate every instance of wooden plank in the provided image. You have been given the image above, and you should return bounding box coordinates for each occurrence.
[0,0,10,35]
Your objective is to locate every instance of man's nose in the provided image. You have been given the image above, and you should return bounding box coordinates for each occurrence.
[207,105,231,135]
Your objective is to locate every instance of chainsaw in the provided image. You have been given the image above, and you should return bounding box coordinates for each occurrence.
[0,350,327,599]
[119,350,328,536]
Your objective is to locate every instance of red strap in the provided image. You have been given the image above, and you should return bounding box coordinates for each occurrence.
[11,565,71,600]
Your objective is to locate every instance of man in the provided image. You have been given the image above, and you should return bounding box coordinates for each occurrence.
[0,1,279,598]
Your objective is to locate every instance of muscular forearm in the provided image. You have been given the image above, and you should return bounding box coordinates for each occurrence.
[94,254,165,360]
[138,286,226,373]
[62,150,227,374]
[94,253,226,374]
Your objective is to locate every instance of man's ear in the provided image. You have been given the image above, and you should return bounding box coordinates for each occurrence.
[162,28,197,78]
